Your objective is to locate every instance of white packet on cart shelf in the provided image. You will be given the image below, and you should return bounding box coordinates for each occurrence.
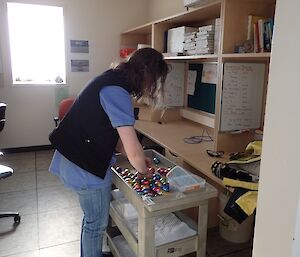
[167,166,206,193]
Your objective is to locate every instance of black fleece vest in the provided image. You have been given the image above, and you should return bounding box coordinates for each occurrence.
[49,69,132,178]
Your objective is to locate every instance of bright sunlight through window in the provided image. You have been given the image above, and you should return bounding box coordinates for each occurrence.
[7,3,66,85]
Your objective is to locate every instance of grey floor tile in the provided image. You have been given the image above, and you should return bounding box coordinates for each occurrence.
[37,185,80,213]
[38,207,82,248]
[0,189,37,215]
[183,253,209,257]
[39,241,80,257]
[37,171,63,188]
[1,152,35,162]
[0,214,38,257]
[2,250,39,257]
[206,227,252,257]
[36,150,54,172]
[0,150,254,257]
[0,172,36,193]
[35,150,54,159]
[1,159,35,174]
[222,248,252,257]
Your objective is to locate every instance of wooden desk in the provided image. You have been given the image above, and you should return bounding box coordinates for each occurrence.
[135,119,227,188]
[135,119,230,228]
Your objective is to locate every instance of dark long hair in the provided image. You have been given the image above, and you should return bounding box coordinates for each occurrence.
[114,48,170,104]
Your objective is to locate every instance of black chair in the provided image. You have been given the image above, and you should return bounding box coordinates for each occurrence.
[0,103,21,224]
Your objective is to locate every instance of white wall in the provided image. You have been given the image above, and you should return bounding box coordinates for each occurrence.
[292,194,300,257]
[252,0,300,256]
[0,0,148,148]
[147,0,185,21]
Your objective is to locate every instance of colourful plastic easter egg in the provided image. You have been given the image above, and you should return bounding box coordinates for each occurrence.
[162,184,169,192]
[115,166,122,173]
[153,157,160,164]
[148,167,155,173]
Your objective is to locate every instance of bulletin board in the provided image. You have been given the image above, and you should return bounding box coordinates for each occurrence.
[220,62,266,132]
[187,63,216,114]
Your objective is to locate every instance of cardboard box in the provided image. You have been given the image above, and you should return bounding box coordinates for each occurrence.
[137,105,181,122]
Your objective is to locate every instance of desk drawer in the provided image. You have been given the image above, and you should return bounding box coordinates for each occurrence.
[165,149,185,167]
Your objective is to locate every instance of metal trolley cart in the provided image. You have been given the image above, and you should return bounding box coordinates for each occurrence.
[107,150,217,257]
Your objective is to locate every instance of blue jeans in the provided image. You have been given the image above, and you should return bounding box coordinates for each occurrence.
[76,185,111,257]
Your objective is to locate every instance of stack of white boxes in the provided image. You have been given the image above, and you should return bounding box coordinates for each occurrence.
[184,24,215,55]
[183,32,197,54]
[196,24,215,54]
[168,19,221,56]
[187,25,215,55]
[214,18,221,54]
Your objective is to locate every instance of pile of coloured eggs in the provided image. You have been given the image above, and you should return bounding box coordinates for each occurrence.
[114,166,170,197]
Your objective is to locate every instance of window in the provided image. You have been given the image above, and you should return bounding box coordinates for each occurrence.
[7,3,66,85]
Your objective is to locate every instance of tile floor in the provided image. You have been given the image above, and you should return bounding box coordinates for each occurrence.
[0,150,252,257]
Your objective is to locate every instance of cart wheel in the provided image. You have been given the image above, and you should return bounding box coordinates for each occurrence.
[14,215,21,224]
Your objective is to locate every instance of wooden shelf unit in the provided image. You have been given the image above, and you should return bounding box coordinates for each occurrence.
[120,0,276,154]
[120,23,152,49]
[164,54,218,60]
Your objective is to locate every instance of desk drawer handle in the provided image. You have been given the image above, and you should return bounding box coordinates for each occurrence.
[169,151,178,158]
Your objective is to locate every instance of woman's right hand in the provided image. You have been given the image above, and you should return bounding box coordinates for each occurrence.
[137,166,154,179]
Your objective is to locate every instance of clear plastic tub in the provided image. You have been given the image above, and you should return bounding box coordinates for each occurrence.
[167,166,206,192]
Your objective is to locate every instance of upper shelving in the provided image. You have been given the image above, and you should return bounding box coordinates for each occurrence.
[121,0,222,53]
[222,52,271,60]
[120,0,276,60]
[120,23,152,48]
[154,0,221,26]
[152,1,222,54]
[164,54,218,61]
[120,0,276,153]
[122,22,152,35]
[222,0,276,54]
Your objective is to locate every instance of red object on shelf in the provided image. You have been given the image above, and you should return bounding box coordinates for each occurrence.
[120,48,136,58]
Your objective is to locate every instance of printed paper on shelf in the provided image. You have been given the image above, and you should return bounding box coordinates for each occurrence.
[201,63,218,84]
[187,70,197,95]
[163,63,185,107]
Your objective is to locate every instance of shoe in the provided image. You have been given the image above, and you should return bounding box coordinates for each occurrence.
[102,252,113,257]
